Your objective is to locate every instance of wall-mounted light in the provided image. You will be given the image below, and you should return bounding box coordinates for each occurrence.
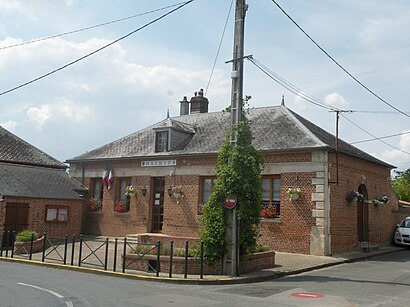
[141,186,147,197]
[167,187,173,197]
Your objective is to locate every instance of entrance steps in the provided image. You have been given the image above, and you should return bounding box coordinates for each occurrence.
[126,233,199,248]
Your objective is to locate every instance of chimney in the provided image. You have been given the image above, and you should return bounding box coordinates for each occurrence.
[179,96,189,116]
[190,88,209,114]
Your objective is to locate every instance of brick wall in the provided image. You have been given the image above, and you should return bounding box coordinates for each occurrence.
[329,153,395,253]
[4,196,84,238]
[258,172,316,254]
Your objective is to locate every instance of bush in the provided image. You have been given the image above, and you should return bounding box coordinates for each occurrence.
[15,230,39,242]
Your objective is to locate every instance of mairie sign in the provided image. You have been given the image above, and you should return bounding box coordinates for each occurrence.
[224,195,237,209]
[141,160,176,167]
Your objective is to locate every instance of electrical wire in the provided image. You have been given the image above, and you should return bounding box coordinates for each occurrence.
[0,1,194,97]
[205,0,234,96]
[0,2,187,51]
[270,0,410,118]
[247,57,339,111]
[341,114,410,155]
[351,131,410,144]
[248,56,410,155]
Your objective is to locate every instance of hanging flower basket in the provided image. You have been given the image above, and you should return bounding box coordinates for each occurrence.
[345,191,364,202]
[125,185,136,196]
[373,195,390,206]
[287,188,301,201]
[170,185,184,198]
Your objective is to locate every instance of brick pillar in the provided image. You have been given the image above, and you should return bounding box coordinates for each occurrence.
[0,199,5,233]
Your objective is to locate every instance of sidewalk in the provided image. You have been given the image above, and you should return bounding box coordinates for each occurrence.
[231,246,401,284]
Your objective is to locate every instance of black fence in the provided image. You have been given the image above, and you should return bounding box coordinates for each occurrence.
[0,231,205,279]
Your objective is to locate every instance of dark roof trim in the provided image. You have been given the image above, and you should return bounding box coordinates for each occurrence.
[0,159,67,170]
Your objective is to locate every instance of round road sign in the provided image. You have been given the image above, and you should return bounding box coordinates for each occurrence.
[224,195,237,209]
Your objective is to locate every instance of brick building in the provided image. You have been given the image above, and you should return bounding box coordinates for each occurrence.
[67,92,403,255]
[0,127,86,238]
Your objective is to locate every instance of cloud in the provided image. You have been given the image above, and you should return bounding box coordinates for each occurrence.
[0,120,17,132]
[27,105,51,127]
[26,97,90,128]
[323,93,349,108]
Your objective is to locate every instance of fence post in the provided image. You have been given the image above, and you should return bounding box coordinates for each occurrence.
[156,240,161,277]
[78,234,83,267]
[6,231,11,257]
[184,240,189,279]
[70,235,75,266]
[0,231,4,256]
[42,233,47,262]
[104,238,109,271]
[122,238,127,273]
[169,241,174,278]
[200,241,204,279]
[113,238,118,272]
[10,231,15,258]
[29,232,34,260]
[63,235,68,265]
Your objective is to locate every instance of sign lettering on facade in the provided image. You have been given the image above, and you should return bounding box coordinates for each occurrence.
[141,160,176,167]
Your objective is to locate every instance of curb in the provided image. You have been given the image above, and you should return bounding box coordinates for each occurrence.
[0,248,402,285]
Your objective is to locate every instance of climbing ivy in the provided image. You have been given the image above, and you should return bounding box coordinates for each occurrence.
[200,109,263,261]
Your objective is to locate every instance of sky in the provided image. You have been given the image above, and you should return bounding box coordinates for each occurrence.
[0,0,409,173]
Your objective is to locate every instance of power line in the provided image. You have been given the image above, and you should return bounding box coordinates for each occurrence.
[351,131,410,144]
[248,56,410,155]
[0,2,187,51]
[341,114,410,155]
[205,0,234,96]
[270,0,410,118]
[247,57,338,111]
[0,1,194,97]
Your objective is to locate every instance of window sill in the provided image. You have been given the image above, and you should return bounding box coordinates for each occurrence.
[87,210,102,214]
[260,217,281,223]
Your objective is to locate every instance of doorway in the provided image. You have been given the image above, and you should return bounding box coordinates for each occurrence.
[357,184,369,242]
[3,203,29,246]
[151,178,165,232]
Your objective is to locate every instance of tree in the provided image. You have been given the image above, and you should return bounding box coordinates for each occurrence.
[392,168,410,202]
[200,115,263,261]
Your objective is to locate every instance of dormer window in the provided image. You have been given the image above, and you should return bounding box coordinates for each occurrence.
[155,131,169,152]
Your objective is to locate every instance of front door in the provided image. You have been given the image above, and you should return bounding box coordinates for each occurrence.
[151,178,165,232]
[357,184,369,242]
[3,203,29,246]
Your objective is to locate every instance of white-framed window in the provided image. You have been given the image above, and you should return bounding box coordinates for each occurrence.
[46,206,68,222]
[155,131,169,152]
[261,176,281,216]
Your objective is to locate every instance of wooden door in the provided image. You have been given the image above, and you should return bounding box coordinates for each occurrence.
[3,203,29,247]
[4,203,29,234]
[151,178,165,232]
[357,184,369,241]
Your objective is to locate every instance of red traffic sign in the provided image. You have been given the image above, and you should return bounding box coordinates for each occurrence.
[291,292,324,299]
[224,195,237,209]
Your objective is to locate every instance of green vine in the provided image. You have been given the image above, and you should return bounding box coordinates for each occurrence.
[200,101,262,261]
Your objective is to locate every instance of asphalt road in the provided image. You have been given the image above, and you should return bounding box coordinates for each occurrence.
[1,249,410,306]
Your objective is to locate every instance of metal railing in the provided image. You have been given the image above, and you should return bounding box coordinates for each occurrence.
[0,231,206,279]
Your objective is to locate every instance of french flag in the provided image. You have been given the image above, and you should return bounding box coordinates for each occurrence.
[102,169,109,189]
[107,170,114,190]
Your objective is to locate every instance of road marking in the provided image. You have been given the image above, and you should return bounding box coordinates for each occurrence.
[291,292,325,298]
[66,301,74,307]
[17,282,64,299]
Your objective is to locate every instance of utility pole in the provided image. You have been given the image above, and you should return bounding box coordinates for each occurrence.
[330,110,352,185]
[224,0,247,276]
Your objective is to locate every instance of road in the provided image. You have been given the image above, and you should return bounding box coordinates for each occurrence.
[1,249,410,306]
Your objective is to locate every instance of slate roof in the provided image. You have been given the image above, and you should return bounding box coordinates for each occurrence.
[67,106,392,167]
[0,126,66,169]
[0,163,85,200]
